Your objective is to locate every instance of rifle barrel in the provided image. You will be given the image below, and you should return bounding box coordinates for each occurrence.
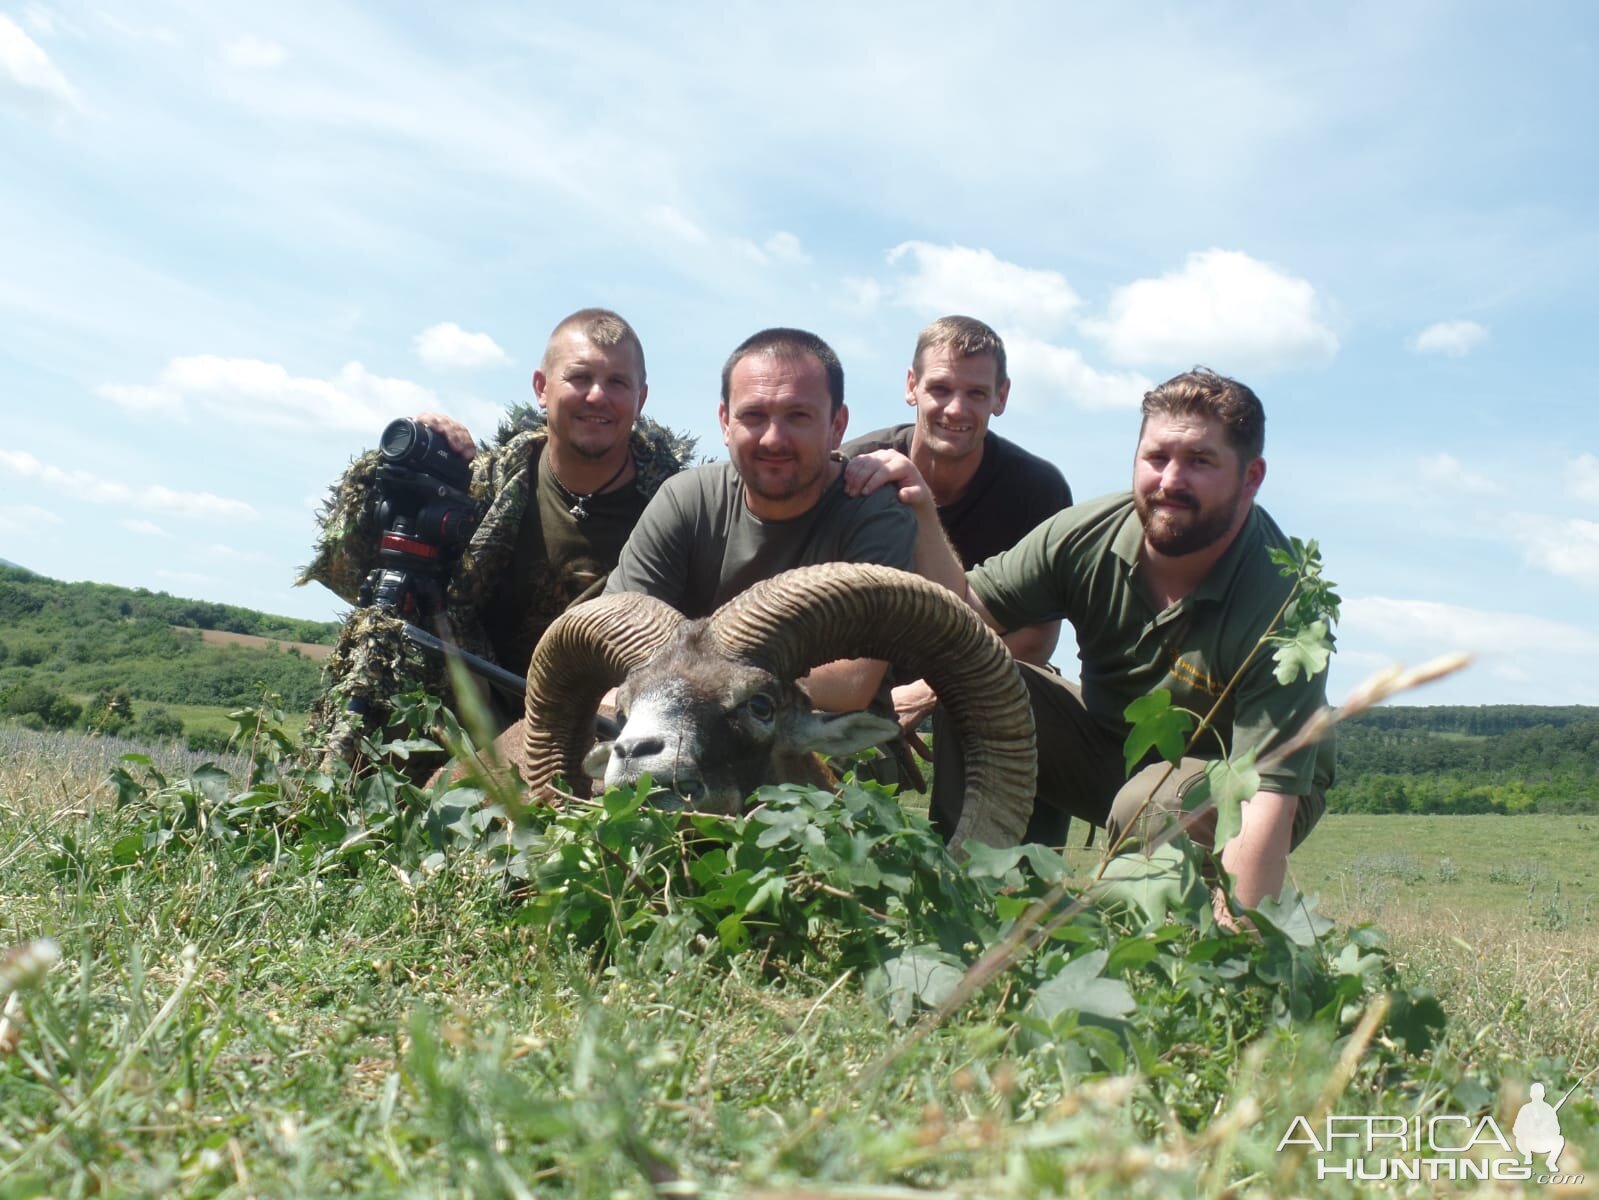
[399,623,528,701]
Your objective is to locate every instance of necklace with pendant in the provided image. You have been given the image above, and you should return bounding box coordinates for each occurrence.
[549,454,630,519]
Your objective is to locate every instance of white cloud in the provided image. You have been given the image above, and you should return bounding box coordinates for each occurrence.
[0,13,81,115]
[883,242,1082,335]
[684,225,809,270]
[1083,249,1338,373]
[763,231,810,265]
[645,204,710,245]
[1342,595,1599,699]
[1343,596,1599,656]
[1417,451,1504,497]
[1410,319,1488,358]
[221,35,286,70]
[21,5,62,37]
[98,382,185,416]
[121,518,171,537]
[414,322,511,369]
[0,503,63,533]
[1007,336,1153,411]
[1566,453,1599,506]
[1512,515,1599,589]
[102,356,438,433]
[0,449,257,520]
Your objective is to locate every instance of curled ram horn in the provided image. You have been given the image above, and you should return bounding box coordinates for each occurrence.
[521,563,1037,851]
[520,592,685,794]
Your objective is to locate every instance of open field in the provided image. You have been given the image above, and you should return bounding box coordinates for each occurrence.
[1289,814,1599,929]
[138,700,314,741]
[1,735,1595,1198]
[175,626,334,662]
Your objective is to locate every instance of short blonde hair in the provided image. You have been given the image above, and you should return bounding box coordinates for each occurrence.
[912,315,1006,387]
[543,308,646,384]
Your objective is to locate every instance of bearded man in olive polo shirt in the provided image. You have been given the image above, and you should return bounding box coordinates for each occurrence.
[846,367,1332,908]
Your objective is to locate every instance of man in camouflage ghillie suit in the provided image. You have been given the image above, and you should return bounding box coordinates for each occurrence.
[297,309,694,769]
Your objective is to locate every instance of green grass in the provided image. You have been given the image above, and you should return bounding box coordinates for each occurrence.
[40,697,313,743]
[1290,813,1599,927]
[2,737,1595,1198]
[157,701,313,739]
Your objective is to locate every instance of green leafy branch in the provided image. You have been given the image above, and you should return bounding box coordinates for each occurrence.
[1112,537,1342,860]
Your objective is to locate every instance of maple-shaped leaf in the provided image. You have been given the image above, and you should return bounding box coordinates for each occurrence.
[1272,618,1332,685]
[1194,751,1259,850]
[1121,690,1194,774]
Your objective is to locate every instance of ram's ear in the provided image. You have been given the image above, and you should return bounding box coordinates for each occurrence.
[790,710,899,757]
[582,741,614,779]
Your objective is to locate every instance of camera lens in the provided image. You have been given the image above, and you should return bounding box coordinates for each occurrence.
[379,418,423,462]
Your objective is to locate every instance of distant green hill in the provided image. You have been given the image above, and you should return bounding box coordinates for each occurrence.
[4,564,1592,814]
[1329,705,1599,815]
[0,566,340,745]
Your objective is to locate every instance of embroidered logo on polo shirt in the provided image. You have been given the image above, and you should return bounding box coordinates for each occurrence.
[1168,653,1224,698]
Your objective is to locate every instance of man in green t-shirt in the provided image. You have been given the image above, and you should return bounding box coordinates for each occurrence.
[606,327,916,717]
[846,367,1331,908]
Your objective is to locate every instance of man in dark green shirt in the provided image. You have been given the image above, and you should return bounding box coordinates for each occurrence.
[846,367,1331,909]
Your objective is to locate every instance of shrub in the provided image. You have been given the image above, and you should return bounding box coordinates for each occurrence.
[131,706,185,743]
[186,728,234,754]
[1,680,82,729]
[10,642,46,668]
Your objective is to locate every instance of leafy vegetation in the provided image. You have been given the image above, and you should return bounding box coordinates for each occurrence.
[2,535,1594,1194]
[3,704,1593,1196]
[0,565,337,645]
[1329,706,1599,814]
[0,566,334,744]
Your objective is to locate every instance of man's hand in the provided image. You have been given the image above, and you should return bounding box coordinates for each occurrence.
[415,411,477,461]
[843,449,978,604]
[842,449,934,512]
[891,678,938,736]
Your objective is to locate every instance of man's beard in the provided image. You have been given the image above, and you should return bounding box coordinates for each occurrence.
[565,420,629,460]
[1134,486,1242,556]
[743,453,826,503]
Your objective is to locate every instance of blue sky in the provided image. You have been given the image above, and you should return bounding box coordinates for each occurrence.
[3,2,1596,706]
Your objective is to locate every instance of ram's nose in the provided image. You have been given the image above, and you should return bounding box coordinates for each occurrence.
[612,732,665,762]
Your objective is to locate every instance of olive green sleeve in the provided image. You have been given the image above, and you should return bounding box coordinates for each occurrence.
[966,509,1075,633]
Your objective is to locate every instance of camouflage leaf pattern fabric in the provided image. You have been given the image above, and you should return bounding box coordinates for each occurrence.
[297,408,694,768]
[303,606,442,770]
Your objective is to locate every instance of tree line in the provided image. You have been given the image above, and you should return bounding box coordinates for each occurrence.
[0,567,337,747]
[1327,706,1599,815]
[0,565,337,645]
[3,566,1595,813]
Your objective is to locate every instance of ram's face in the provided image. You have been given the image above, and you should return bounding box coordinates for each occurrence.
[581,626,898,813]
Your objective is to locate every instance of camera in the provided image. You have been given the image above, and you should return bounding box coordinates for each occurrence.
[357,418,483,622]
[377,416,473,492]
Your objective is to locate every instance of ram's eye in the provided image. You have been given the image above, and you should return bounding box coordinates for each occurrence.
[746,693,776,722]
